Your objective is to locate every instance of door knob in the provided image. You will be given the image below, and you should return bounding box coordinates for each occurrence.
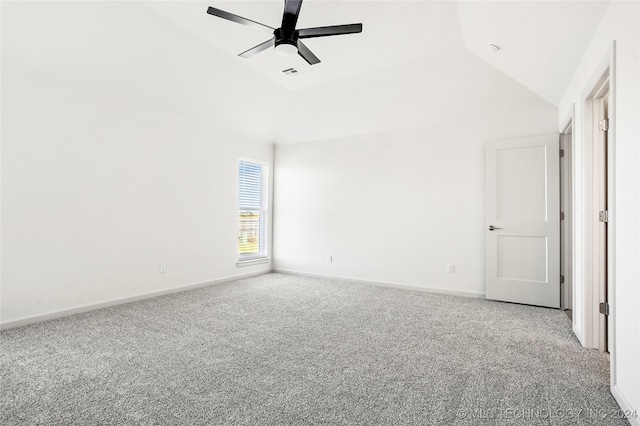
[488,225,502,231]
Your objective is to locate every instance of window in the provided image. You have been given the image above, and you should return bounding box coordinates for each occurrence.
[238,160,268,264]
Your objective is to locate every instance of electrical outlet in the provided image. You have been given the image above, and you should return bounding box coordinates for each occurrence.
[160,263,166,273]
[447,264,455,274]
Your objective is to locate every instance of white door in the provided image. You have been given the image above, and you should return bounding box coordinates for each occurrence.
[486,134,560,308]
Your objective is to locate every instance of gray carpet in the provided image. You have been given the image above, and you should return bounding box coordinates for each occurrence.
[0,273,628,425]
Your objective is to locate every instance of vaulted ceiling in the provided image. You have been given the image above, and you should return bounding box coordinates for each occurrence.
[145,0,609,103]
[3,1,610,144]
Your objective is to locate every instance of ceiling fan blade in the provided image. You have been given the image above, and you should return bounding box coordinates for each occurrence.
[297,40,320,65]
[281,0,303,36]
[298,23,363,39]
[206,7,274,32]
[238,38,275,58]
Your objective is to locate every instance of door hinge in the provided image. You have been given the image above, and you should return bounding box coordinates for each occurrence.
[599,302,610,316]
[560,149,565,158]
[599,210,609,223]
[599,118,609,132]
[560,212,565,221]
[560,275,565,284]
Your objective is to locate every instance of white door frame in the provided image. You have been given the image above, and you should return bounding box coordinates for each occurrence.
[560,116,574,313]
[573,43,616,382]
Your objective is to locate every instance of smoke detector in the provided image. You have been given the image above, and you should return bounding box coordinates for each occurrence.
[487,43,502,53]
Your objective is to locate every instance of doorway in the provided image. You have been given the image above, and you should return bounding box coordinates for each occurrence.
[584,69,610,353]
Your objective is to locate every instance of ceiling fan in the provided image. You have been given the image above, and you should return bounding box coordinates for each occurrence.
[206,0,363,65]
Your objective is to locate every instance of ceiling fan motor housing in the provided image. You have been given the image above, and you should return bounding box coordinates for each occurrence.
[274,28,299,48]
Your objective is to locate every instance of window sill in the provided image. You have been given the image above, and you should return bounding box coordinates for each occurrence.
[237,257,270,268]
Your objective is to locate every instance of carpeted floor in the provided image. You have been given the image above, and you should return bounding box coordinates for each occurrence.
[0,273,629,425]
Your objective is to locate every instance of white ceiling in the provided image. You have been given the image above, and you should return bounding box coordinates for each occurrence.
[4,0,611,144]
[144,0,609,102]
[143,0,464,90]
[457,0,611,105]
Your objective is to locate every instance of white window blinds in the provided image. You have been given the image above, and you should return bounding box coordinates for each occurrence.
[238,161,263,210]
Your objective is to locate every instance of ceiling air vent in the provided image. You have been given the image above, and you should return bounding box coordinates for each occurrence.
[282,67,302,77]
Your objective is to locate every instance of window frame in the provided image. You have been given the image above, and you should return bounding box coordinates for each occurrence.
[237,158,269,267]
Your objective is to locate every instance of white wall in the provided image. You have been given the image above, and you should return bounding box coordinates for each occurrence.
[273,49,557,297]
[0,2,278,325]
[557,0,639,419]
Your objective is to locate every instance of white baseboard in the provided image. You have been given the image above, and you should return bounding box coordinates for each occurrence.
[272,268,486,299]
[611,385,640,426]
[0,270,270,330]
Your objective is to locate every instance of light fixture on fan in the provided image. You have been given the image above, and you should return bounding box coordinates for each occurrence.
[275,41,298,56]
